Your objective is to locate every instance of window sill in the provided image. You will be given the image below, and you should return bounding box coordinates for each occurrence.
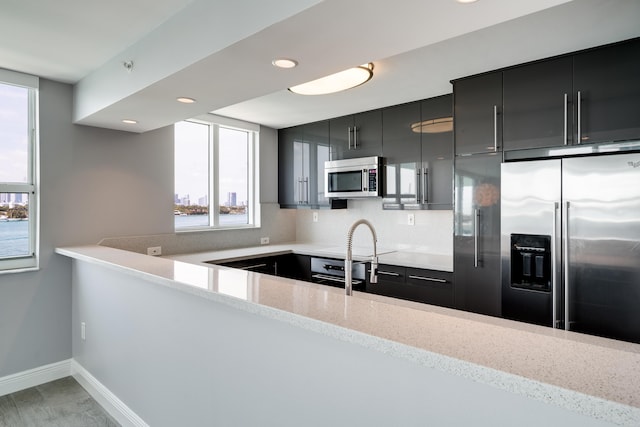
[175,224,260,234]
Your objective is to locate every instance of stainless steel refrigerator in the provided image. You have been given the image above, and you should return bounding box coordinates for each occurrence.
[501,152,640,343]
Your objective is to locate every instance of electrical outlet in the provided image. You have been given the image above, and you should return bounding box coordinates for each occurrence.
[260,237,270,245]
[407,213,415,226]
[147,246,162,256]
[313,212,319,223]
[81,322,86,341]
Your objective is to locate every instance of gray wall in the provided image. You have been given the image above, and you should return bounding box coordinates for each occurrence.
[1,79,174,377]
[71,260,614,427]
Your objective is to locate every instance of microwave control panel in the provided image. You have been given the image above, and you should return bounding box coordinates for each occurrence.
[367,168,377,191]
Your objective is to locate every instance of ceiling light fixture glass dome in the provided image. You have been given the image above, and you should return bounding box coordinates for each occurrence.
[289,63,374,95]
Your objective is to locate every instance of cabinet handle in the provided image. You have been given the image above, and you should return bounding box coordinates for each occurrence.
[304,177,309,204]
[474,208,480,268]
[353,126,358,149]
[552,202,559,328]
[423,168,429,204]
[347,126,352,150]
[239,263,267,270]
[563,201,571,331]
[367,269,401,277]
[577,91,582,145]
[493,105,498,152]
[379,270,401,277]
[563,93,568,146]
[408,275,448,283]
[297,178,302,204]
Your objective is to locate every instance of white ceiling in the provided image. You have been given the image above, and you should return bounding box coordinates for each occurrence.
[1,0,639,132]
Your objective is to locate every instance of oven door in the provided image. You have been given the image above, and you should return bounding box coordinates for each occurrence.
[310,257,366,291]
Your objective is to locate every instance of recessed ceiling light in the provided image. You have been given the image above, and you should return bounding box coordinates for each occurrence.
[272,58,298,69]
[176,97,196,104]
[289,63,374,95]
[122,119,138,124]
[457,0,478,3]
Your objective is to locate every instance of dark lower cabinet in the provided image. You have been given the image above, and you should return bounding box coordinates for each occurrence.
[366,264,453,308]
[453,153,501,317]
[218,254,309,281]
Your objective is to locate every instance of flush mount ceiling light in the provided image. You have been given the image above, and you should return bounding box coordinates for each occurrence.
[122,119,138,124]
[272,58,298,69]
[411,117,453,133]
[289,63,374,95]
[176,97,196,104]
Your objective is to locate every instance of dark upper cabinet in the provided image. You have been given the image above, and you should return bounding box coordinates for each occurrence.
[278,126,301,207]
[329,109,382,160]
[573,38,640,145]
[453,153,501,317]
[503,57,574,150]
[420,94,453,209]
[278,121,334,209]
[304,120,331,207]
[381,101,421,208]
[502,38,640,151]
[382,95,453,210]
[453,72,502,156]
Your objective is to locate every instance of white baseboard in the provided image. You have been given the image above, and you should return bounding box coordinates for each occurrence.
[0,359,147,427]
[71,360,148,427]
[0,359,71,397]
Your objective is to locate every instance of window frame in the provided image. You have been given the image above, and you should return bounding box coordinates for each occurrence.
[0,69,39,273]
[174,114,260,232]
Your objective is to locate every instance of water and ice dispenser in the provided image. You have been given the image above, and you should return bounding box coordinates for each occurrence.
[510,234,551,292]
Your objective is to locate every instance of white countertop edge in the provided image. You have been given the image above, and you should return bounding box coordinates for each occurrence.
[56,246,639,426]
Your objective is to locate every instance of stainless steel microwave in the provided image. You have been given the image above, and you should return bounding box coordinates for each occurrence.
[325,156,382,198]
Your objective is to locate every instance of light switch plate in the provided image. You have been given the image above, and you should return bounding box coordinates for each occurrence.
[407,213,415,226]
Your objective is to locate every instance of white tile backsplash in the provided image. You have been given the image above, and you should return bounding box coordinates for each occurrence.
[295,199,453,255]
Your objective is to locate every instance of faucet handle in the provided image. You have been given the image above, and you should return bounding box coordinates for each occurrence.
[370,256,378,284]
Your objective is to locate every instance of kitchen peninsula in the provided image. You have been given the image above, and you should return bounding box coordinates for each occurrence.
[57,244,640,427]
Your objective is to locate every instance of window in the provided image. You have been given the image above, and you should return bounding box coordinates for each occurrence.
[174,116,258,230]
[0,70,38,272]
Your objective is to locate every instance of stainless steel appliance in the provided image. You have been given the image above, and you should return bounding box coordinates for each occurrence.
[310,257,366,291]
[501,152,640,343]
[325,156,382,198]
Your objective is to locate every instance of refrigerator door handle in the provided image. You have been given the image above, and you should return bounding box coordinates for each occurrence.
[552,202,559,328]
[563,201,570,330]
[474,208,480,268]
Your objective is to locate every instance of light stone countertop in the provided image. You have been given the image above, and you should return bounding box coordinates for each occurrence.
[166,242,454,272]
[56,245,640,426]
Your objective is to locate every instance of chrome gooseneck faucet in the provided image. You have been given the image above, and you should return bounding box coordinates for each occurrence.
[345,219,378,296]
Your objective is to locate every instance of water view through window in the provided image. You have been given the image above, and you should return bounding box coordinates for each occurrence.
[0,81,33,262]
[174,120,253,229]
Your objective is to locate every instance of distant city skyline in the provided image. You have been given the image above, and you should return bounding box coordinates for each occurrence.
[174,121,250,210]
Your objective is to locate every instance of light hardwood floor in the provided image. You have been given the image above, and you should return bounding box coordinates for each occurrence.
[0,376,119,427]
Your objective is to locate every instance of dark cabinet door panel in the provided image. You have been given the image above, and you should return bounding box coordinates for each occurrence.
[453,154,501,317]
[382,102,421,207]
[454,72,502,156]
[574,38,640,145]
[503,57,573,150]
[421,94,453,208]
